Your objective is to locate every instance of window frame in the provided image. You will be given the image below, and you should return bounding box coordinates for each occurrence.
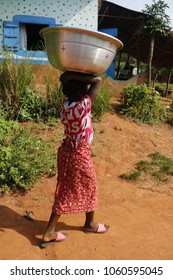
[3,15,60,63]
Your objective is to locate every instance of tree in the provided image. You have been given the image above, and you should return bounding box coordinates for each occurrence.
[142,0,171,87]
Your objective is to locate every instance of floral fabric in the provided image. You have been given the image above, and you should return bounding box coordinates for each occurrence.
[52,138,98,215]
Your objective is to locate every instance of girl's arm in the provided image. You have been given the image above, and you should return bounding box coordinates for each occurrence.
[60,71,102,102]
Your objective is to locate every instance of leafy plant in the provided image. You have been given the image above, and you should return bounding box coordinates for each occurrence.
[121,83,165,124]
[0,117,56,193]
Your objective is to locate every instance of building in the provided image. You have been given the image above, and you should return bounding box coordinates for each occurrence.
[99,1,173,69]
[0,0,100,64]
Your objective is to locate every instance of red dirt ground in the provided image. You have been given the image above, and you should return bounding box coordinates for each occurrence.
[0,72,173,260]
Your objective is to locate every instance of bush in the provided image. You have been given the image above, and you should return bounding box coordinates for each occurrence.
[121,84,165,124]
[16,84,64,122]
[0,117,56,193]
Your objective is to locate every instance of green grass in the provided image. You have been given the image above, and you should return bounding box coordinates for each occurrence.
[120,152,173,183]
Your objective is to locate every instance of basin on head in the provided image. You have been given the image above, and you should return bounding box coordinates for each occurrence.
[40,26,123,74]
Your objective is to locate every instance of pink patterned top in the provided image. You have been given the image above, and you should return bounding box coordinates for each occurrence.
[60,95,93,143]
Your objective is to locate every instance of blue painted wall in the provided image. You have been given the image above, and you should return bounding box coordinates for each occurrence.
[99,28,118,79]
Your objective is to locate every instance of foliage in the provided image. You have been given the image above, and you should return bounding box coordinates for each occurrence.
[0,55,111,122]
[17,79,64,122]
[43,72,64,121]
[0,56,64,122]
[92,84,112,120]
[120,152,173,183]
[0,117,56,193]
[155,82,173,92]
[120,83,165,124]
[120,171,141,181]
[166,100,173,126]
[0,54,35,119]
[142,0,171,35]
[142,0,171,87]
[170,100,173,112]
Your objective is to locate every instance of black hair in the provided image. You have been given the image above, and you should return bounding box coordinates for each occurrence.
[62,80,87,102]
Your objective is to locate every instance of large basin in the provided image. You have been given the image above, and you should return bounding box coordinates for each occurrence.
[40,26,123,74]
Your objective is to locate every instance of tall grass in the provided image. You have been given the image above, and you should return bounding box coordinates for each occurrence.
[0,54,64,122]
[92,84,112,120]
[0,55,111,122]
[0,54,35,119]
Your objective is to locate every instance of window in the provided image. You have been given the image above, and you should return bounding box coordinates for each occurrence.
[20,23,48,51]
[3,15,57,52]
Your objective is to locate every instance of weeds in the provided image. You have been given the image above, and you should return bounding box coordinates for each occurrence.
[120,171,141,181]
[0,55,111,122]
[0,117,56,193]
[120,152,173,183]
[166,101,173,126]
[0,54,35,119]
[92,84,112,120]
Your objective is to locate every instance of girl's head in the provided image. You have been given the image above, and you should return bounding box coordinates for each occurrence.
[62,80,88,101]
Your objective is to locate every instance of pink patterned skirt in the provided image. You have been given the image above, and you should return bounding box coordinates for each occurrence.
[52,138,98,215]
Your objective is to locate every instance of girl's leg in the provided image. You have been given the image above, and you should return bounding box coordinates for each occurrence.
[84,211,97,231]
[42,212,61,241]
[84,211,109,233]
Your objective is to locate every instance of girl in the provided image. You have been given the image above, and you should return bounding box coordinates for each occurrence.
[40,71,109,248]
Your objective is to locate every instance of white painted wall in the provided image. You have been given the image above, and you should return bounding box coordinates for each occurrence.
[0,0,98,57]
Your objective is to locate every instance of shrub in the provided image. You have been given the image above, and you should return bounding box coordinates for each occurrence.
[121,84,165,124]
[0,117,56,193]
[16,83,64,122]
